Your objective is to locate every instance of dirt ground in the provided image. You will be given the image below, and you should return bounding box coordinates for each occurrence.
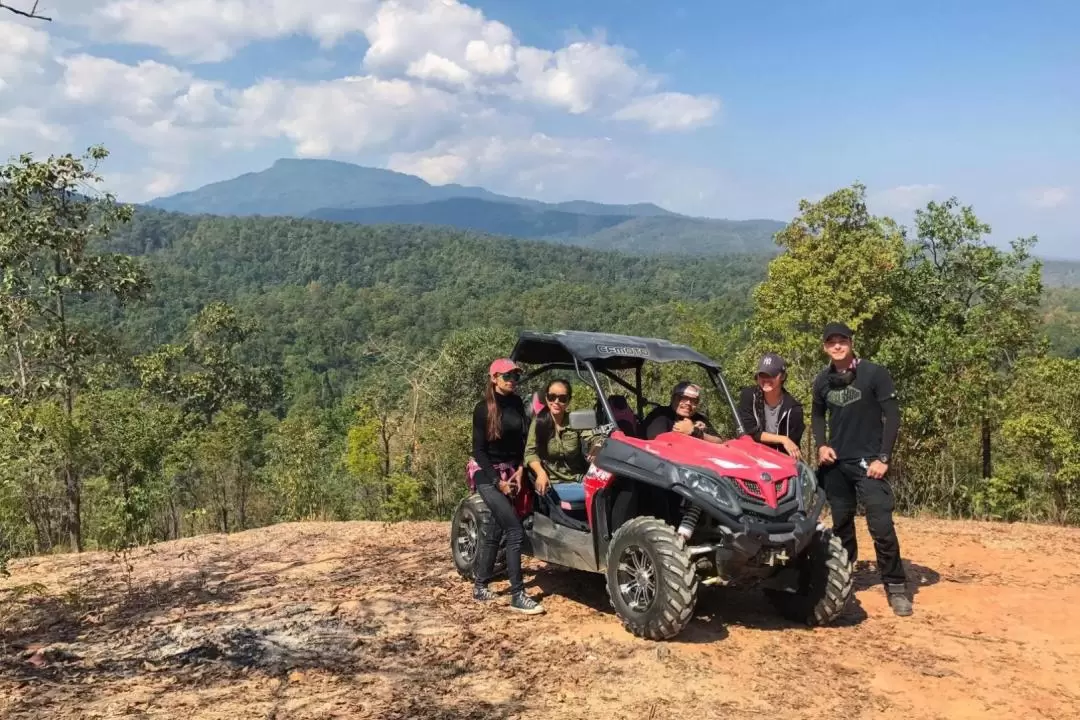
[2,516,1079,720]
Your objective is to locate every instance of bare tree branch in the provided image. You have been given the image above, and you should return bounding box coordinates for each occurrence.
[0,1,52,21]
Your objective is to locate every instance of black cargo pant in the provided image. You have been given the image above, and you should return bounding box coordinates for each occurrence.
[475,483,526,596]
[821,460,907,587]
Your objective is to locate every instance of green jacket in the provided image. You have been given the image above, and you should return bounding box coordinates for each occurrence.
[524,418,601,483]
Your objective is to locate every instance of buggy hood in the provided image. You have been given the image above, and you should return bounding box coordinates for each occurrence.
[617,431,798,482]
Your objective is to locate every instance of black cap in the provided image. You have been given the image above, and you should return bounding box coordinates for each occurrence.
[756,352,787,375]
[822,322,854,342]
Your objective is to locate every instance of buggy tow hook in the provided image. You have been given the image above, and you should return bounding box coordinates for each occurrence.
[701,576,731,586]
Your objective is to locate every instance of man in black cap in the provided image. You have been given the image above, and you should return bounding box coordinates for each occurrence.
[811,322,912,616]
[737,352,805,458]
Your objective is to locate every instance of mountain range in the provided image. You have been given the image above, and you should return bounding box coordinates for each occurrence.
[148,158,787,256]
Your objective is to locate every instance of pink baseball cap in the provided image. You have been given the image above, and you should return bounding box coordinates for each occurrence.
[489,358,521,376]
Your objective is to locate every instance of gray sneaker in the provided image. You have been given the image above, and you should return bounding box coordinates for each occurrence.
[473,583,497,602]
[886,583,913,616]
[509,592,545,615]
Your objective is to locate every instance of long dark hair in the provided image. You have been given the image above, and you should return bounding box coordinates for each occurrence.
[533,379,572,460]
[484,380,502,441]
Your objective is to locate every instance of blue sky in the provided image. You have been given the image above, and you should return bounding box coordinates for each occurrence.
[2,0,1077,257]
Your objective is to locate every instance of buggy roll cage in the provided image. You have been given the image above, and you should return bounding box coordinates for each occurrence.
[509,330,747,437]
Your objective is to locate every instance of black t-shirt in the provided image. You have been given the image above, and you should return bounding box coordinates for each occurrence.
[641,405,715,440]
[472,392,527,485]
[811,359,900,461]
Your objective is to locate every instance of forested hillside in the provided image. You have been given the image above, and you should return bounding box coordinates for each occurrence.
[1043,260,1080,288]
[95,207,766,357]
[2,148,1080,570]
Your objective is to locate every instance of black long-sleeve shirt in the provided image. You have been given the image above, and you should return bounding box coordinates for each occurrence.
[811,359,900,461]
[471,392,527,486]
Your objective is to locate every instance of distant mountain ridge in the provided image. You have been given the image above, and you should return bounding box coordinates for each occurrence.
[150,158,679,219]
[148,158,785,256]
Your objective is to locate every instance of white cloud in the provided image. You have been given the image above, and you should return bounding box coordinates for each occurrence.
[0,107,73,159]
[388,132,614,187]
[71,0,380,63]
[243,75,464,156]
[48,0,717,128]
[385,129,725,211]
[871,184,943,212]
[0,19,52,93]
[1025,186,1071,210]
[513,42,649,114]
[406,52,472,87]
[613,92,720,131]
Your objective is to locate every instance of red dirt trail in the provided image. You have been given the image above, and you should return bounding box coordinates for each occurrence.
[2,517,1079,719]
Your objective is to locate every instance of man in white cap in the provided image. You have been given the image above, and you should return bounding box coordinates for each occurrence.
[641,380,724,443]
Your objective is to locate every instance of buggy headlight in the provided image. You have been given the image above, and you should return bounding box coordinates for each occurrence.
[796,460,818,503]
[679,469,739,514]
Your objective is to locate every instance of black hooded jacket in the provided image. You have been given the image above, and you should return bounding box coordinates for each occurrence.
[737,385,805,452]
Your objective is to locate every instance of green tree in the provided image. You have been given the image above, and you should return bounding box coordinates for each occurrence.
[78,389,182,549]
[0,146,149,551]
[745,184,906,428]
[979,356,1080,522]
[883,197,1044,487]
[135,301,281,426]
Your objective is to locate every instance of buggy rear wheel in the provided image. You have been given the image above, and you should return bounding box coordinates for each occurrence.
[604,516,698,640]
[451,493,506,581]
[765,530,853,625]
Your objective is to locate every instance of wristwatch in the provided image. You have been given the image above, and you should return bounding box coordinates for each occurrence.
[878,454,890,464]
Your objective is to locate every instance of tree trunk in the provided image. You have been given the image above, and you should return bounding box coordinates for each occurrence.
[56,254,82,552]
[14,331,28,397]
[981,414,992,479]
[63,460,82,552]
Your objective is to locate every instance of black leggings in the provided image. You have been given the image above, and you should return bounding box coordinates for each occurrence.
[475,483,526,595]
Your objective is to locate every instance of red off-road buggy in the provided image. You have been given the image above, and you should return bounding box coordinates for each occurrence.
[451,330,853,640]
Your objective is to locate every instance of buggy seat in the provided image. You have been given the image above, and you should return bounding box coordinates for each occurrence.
[551,481,586,516]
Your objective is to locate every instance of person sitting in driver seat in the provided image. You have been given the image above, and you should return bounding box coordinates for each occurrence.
[641,381,724,443]
[524,379,602,495]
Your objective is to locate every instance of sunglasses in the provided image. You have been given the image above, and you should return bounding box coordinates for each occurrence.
[499,372,522,382]
[546,393,570,403]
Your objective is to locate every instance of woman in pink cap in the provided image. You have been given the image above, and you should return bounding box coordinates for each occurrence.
[467,357,544,614]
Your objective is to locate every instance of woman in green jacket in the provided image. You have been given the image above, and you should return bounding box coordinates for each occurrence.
[524,379,600,494]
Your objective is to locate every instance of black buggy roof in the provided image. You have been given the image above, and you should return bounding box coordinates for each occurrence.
[510,330,721,371]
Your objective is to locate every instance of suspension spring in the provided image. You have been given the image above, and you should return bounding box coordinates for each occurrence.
[677,504,703,541]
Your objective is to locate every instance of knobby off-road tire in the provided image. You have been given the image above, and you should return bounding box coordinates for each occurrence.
[605,516,698,641]
[450,494,506,581]
[766,530,853,626]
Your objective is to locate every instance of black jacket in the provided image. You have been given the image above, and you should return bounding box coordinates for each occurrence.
[737,385,805,452]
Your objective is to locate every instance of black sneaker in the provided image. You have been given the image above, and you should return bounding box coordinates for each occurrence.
[473,584,497,602]
[509,592,545,615]
[885,583,913,617]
